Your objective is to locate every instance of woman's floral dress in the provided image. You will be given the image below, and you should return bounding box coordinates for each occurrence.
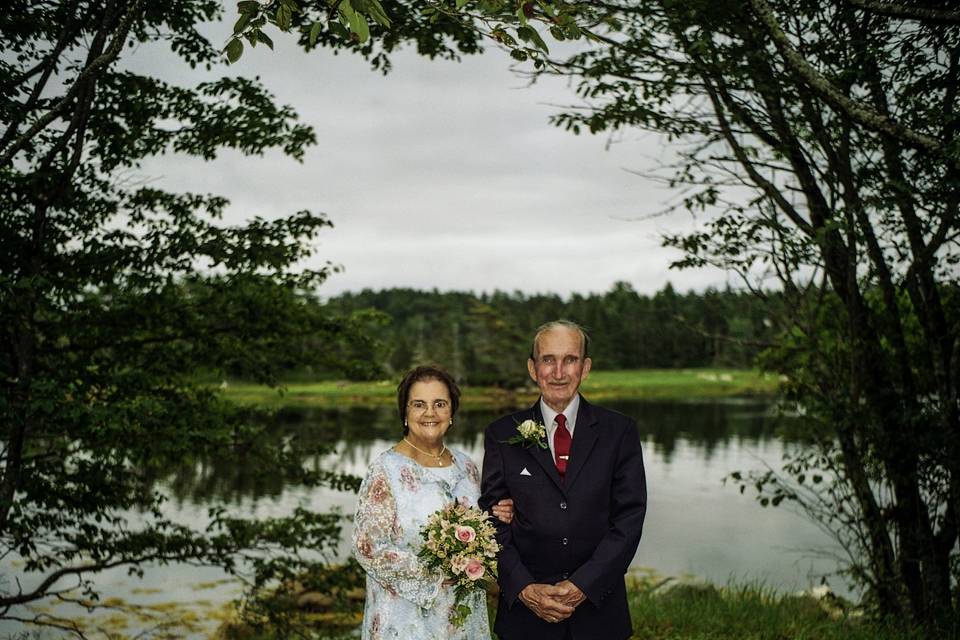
[352,448,490,639]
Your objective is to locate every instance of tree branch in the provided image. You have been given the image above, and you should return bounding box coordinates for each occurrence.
[0,552,187,609]
[0,0,145,168]
[0,0,84,152]
[3,613,88,639]
[847,0,960,25]
[747,0,946,160]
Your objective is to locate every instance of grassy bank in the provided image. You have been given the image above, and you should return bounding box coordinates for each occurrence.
[220,369,780,408]
[217,574,929,640]
[626,579,927,640]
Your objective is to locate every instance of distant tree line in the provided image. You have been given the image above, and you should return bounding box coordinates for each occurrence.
[323,282,778,387]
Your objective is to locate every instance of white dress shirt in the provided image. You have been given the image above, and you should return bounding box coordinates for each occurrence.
[540,394,581,462]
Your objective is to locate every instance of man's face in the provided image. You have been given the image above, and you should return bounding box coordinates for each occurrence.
[527,327,592,412]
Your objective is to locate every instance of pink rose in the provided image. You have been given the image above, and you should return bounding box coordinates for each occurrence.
[357,535,373,559]
[455,525,476,543]
[465,558,485,581]
[369,476,390,504]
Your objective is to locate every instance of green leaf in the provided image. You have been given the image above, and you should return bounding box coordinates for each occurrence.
[225,38,244,63]
[276,4,293,30]
[233,11,254,35]
[491,27,516,46]
[515,5,528,26]
[456,0,470,8]
[340,1,370,43]
[329,22,350,40]
[258,30,275,49]
[309,21,323,46]
[237,1,260,11]
[366,0,392,27]
[517,25,548,53]
[352,17,370,43]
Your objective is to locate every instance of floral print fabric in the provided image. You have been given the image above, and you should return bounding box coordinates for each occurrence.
[353,448,490,639]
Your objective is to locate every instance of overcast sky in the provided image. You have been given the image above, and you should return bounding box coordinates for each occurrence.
[130,11,731,298]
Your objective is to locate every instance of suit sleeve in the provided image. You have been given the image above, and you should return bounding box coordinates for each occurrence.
[570,419,647,606]
[479,424,535,607]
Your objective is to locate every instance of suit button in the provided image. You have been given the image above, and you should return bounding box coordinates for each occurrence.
[560,501,567,510]
[561,537,568,545]
[561,571,569,579]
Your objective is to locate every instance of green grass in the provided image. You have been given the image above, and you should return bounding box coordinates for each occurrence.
[222,379,400,407]
[218,369,781,408]
[581,369,780,400]
[624,578,928,640]
[217,576,931,640]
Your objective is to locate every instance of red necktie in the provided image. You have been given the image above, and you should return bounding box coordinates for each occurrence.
[554,414,571,478]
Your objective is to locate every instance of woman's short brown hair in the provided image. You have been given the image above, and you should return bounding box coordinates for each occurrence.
[396,365,461,435]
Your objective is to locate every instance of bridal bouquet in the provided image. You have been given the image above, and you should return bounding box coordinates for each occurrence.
[418,501,501,627]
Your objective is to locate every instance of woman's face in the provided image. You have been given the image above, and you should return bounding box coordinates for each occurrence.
[405,378,452,446]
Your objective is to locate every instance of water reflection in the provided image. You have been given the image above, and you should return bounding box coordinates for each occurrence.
[160,399,790,505]
[2,399,851,640]
[149,399,844,599]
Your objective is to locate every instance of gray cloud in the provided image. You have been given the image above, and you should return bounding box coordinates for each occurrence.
[130,13,731,297]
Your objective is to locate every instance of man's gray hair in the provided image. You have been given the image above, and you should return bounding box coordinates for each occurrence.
[529,320,591,360]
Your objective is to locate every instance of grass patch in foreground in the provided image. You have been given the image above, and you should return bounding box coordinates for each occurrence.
[627,577,928,640]
[219,368,780,408]
[216,569,933,640]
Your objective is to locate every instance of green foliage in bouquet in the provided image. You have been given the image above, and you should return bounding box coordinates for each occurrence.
[418,502,500,627]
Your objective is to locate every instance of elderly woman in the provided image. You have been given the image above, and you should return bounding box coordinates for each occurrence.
[352,365,513,639]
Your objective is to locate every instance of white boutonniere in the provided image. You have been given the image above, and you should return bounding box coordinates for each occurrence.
[503,419,548,449]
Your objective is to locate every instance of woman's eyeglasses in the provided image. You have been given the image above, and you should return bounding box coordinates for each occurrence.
[407,400,451,412]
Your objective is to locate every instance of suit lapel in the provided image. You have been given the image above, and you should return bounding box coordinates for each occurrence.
[525,403,564,492]
[562,396,600,491]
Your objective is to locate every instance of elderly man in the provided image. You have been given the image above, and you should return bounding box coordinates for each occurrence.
[480,320,647,640]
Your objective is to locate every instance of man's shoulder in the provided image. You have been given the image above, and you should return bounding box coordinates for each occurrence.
[582,398,637,430]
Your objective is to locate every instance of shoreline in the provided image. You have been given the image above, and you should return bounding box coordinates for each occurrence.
[217,368,781,409]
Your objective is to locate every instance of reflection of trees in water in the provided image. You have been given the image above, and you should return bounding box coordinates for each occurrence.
[607,400,793,464]
[159,400,793,504]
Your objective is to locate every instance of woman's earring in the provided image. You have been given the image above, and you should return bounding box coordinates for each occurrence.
[404,419,408,427]
[449,419,453,425]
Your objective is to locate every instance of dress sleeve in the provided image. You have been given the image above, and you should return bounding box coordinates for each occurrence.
[352,462,443,609]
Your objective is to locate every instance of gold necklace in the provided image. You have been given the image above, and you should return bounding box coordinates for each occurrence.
[403,438,447,467]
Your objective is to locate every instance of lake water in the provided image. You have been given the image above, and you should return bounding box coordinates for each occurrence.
[3,398,849,637]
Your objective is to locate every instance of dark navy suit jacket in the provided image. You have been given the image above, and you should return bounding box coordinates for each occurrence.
[479,396,647,640]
